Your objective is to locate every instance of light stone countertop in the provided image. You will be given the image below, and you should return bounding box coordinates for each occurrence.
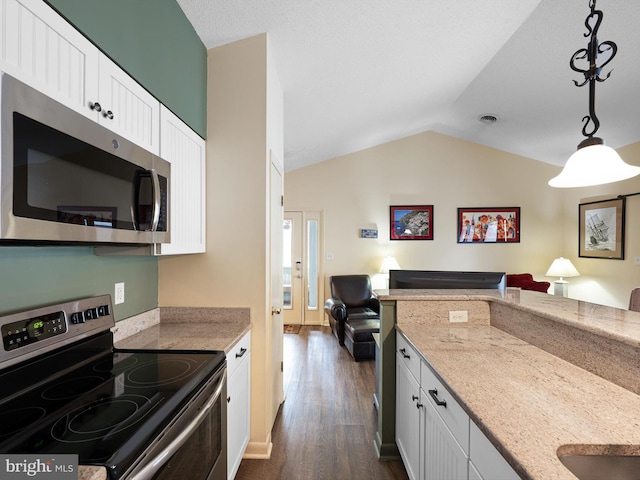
[78,306,250,480]
[384,289,640,480]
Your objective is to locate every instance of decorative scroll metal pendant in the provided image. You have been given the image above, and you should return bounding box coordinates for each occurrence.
[569,0,617,142]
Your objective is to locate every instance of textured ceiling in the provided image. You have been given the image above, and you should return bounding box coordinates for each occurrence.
[177,0,640,172]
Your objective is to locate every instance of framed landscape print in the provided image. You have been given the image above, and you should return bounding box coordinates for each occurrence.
[457,207,520,243]
[579,197,625,259]
[390,205,433,240]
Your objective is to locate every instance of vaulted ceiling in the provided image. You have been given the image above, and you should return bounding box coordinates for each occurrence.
[177,0,640,172]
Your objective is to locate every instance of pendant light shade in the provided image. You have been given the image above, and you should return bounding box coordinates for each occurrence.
[548,140,640,188]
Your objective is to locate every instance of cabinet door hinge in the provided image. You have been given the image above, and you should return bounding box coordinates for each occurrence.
[281,195,284,207]
[280,360,284,372]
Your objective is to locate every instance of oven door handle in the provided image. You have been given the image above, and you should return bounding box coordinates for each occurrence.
[129,367,226,480]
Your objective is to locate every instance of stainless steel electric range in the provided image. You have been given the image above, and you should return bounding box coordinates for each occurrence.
[0,295,227,480]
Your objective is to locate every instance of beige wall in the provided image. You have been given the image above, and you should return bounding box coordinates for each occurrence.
[285,131,640,309]
[158,34,278,457]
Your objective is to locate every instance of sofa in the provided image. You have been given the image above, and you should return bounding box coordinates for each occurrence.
[506,273,550,293]
[324,275,380,361]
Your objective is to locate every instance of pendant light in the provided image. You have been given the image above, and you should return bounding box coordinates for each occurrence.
[548,0,640,188]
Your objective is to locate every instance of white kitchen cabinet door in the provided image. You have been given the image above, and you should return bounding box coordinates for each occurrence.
[156,105,206,255]
[396,351,421,480]
[0,0,99,119]
[227,332,251,480]
[98,55,160,155]
[469,421,521,480]
[421,389,468,480]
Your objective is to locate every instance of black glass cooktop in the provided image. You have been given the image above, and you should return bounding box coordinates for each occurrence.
[0,332,225,470]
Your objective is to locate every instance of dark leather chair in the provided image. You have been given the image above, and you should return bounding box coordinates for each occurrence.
[324,275,380,361]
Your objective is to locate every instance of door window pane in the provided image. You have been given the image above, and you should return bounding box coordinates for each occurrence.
[307,220,318,310]
[283,219,292,309]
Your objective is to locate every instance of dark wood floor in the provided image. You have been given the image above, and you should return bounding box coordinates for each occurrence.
[235,326,408,480]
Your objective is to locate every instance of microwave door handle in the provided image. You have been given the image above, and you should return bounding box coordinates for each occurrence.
[129,367,227,480]
[149,169,161,232]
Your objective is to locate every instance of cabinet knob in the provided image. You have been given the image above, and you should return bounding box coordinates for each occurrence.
[227,396,231,403]
[235,347,247,358]
[399,348,410,359]
[103,110,114,120]
[412,395,419,402]
[89,101,102,112]
[271,307,282,315]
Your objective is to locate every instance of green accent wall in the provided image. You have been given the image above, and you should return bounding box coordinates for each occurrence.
[45,0,207,138]
[0,247,157,321]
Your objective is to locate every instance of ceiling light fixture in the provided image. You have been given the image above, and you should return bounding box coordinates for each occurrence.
[548,0,640,188]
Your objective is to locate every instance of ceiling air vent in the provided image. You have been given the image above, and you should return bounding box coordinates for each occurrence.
[478,114,499,125]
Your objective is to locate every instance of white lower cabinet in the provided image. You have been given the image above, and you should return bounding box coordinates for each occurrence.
[421,390,468,480]
[395,331,521,480]
[396,350,421,480]
[468,421,520,480]
[226,331,251,480]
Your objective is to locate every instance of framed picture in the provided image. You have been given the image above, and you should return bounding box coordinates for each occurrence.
[390,205,433,240]
[57,206,117,228]
[457,207,520,243]
[579,197,625,259]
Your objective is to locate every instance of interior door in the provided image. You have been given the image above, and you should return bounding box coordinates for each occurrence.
[270,156,284,425]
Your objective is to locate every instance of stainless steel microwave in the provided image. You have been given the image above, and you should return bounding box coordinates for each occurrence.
[0,72,170,244]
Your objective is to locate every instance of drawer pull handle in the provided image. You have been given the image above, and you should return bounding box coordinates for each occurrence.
[428,389,447,408]
[399,348,410,359]
[235,347,247,358]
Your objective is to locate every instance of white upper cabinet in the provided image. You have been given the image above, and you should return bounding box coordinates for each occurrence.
[0,0,99,116]
[0,0,160,155]
[157,105,206,255]
[98,55,160,155]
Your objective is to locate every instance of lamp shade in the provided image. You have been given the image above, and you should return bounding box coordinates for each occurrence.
[545,257,580,279]
[548,143,640,188]
[379,256,400,274]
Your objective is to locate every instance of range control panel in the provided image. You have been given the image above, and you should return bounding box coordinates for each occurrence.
[1,311,67,351]
[0,295,115,369]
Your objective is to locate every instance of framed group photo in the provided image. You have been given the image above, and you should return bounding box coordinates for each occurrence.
[390,205,433,240]
[457,207,520,243]
[579,197,625,259]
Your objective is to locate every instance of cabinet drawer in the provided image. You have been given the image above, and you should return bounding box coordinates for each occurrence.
[227,331,251,377]
[469,420,521,480]
[420,360,469,454]
[396,331,421,382]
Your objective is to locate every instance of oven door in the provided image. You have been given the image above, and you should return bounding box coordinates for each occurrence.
[125,365,227,480]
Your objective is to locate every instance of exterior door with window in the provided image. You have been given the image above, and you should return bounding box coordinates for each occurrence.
[283,211,323,325]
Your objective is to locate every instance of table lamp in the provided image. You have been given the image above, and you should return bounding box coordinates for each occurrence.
[545,257,580,297]
[380,256,400,288]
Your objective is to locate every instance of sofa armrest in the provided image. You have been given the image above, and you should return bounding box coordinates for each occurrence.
[324,297,346,321]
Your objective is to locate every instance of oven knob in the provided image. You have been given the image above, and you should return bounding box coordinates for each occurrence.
[97,305,111,317]
[85,308,99,320]
[71,312,86,324]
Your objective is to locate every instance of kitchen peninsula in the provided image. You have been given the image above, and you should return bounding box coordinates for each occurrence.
[374,288,640,480]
